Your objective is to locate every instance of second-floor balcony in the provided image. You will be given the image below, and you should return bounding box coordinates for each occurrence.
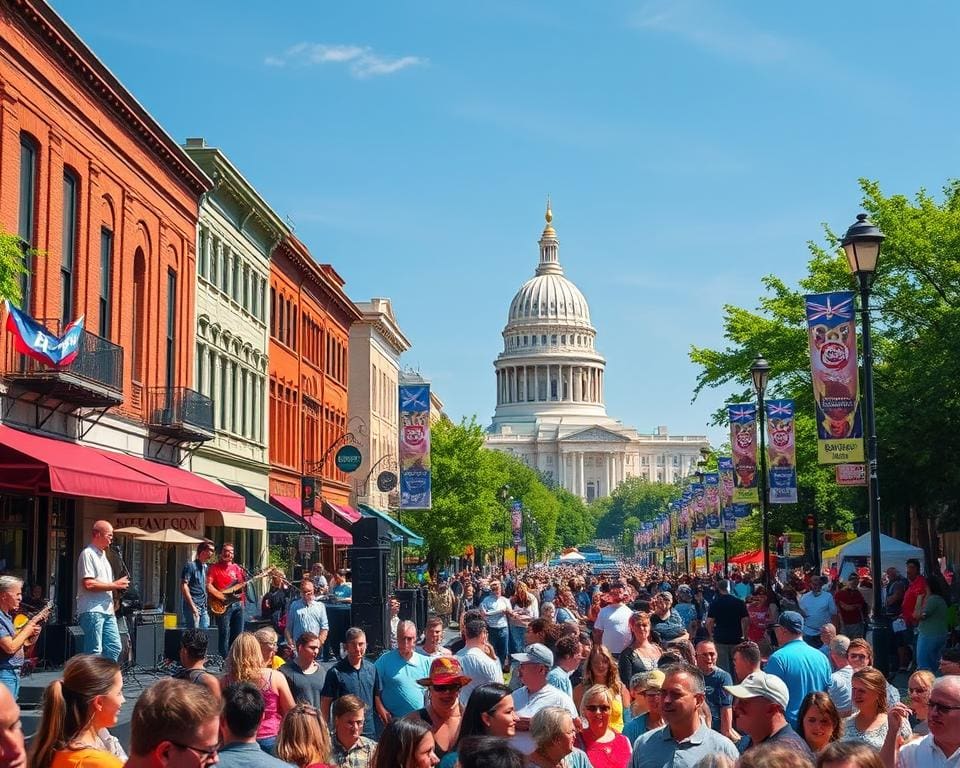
[2,325,124,408]
[147,386,215,442]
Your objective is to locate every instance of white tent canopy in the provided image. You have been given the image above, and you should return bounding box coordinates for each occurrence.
[822,532,925,579]
[559,551,586,562]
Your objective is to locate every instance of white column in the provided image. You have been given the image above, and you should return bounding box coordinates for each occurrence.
[558,450,565,489]
[573,367,580,402]
[607,454,614,492]
[534,366,540,402]
[578,452,585,498]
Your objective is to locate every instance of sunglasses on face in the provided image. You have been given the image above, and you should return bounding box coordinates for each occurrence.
[433,683,462,693]
[585,704,611,712]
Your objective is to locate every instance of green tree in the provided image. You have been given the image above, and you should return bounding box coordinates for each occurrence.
[595,476,676,539]
[553,488,595,549]
[0,229,27,303]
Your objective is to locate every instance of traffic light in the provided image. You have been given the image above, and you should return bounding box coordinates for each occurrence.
[806,514,816,530]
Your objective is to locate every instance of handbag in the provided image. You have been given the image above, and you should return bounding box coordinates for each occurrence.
[892,617,908,633]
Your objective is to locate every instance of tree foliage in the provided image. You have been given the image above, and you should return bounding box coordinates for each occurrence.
[0,229,26,304]
[689,178,960,561]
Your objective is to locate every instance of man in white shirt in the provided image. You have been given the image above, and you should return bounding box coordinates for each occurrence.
[76,520,128,661]
[480,580,512,670]
[456,614,503,705]
[510,643,578,755]
[593,581,633,656]
[798,577,837,647]
[883,675,960,768]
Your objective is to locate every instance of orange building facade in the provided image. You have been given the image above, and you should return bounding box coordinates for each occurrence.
[268,234,361,561]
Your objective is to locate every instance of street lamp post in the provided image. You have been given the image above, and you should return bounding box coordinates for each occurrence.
[841,212,887,674]
[498,484,511,573]
[751,355,771,589]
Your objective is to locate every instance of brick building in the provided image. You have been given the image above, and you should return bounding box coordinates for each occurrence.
[268,234,361,570]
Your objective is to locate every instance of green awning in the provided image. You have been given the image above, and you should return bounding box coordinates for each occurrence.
[358,503,424,546]
[224,483,306,534]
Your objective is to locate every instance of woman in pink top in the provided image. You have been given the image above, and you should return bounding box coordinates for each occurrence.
[577,685,631,768]
[221,631,295,754]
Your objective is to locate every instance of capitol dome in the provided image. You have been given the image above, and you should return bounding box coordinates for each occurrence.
[491,203,607,422]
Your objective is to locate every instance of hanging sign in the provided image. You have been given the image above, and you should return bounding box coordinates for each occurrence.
[836,463,867,486]
[766,399,798,504]
[5,301,85,366]
[377,471,398,492]
[335,445,363,473]
[729,404,760,503]
[805,292,865,464]
[301,476,316,514]
[399,383,432,509]
[718,457,735,512]
[704,473,722,534]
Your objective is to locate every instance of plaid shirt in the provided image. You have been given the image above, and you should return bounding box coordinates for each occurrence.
[332,735,377,768]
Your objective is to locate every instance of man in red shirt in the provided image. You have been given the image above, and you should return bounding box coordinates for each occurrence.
[207,542,245,659]
[834,573,868,639]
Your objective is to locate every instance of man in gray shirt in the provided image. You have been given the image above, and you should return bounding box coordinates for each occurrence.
[76,520,128,661]
[630,662,740,768]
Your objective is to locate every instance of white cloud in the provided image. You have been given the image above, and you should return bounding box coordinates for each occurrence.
[264,43,425,78]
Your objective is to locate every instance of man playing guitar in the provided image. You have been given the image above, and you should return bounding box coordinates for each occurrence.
[207,542,245,659]
[0,576,48,700]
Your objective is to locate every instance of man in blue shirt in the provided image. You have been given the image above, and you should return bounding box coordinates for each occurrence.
[695,640,734,739]
[284,579,329,651]
[217,682,295,768]
[374,620,431,719]
[180,540,214,629]
[764,611,832,726]
[320,627,383,739]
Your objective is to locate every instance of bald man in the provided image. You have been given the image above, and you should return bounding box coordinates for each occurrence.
[884,674,960,768]
[0,682,26,768]
[77,520,128,661]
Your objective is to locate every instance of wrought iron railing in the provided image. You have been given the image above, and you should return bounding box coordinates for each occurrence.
[146,386,214,437]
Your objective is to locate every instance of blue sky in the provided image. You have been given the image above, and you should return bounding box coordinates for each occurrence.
[52,1,960,446]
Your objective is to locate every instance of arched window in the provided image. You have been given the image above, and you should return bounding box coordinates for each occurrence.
[132,249,147,384]
[61,169,79,325]
[18,133,38,310]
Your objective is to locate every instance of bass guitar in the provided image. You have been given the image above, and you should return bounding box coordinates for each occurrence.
[208,568,276,615]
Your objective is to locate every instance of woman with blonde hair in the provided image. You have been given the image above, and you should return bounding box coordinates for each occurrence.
[905,669,935,736]
[31,654,126,768]
[222,631,296,753]
[255,625,287,670]
[572,644,629,733]
[276,704,334,768]
[841,666,911,749]
[508,581,536,656]
[576,685,631,768]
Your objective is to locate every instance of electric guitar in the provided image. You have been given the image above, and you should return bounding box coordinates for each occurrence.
[208,568,277,615]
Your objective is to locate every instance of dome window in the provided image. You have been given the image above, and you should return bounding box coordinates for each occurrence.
[523,335,528,345]
[551,334,557,345]
[532,336,537,345]
[561,335,566,344]
[541,335,547,345]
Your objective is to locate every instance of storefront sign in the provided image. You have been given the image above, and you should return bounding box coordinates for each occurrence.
[301,476,316,514]
[298,534,315,554]
[335,445,362,473]
[113,512,203,534]
[805,292,865,464]
[377,471,398,492]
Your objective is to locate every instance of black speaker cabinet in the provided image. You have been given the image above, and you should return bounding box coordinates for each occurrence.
[43,624,77,666]
[134,619,164,669]
[349,547,390,604]
[351,600,390,656]
[163,627,221,662]
[351,517,393,548]
[394,588,419,631]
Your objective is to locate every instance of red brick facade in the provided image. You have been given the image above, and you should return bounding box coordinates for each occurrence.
[268,235,361,507]
[0,0,209,418]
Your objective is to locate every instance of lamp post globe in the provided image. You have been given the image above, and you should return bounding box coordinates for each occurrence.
[751,355,771,588]
[842,212,887,674]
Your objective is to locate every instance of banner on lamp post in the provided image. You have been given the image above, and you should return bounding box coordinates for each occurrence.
[729,404,760,503]
[718,457,735,511]
[804,292,865,464]
[399,383,432,509]
[705,472,722,534]
[766,399,798,504]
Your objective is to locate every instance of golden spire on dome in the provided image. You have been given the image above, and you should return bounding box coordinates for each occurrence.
[542,196,556,237]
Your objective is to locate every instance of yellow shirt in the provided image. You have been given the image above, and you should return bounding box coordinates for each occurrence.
[51,747,124,768]
[609,692,624,733]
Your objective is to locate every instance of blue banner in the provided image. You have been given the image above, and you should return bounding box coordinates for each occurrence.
[5,301,84,366]
[766,399,799,504]
[399,383,431,510]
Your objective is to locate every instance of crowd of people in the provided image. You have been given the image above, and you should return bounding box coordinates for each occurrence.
[2,522,960,768]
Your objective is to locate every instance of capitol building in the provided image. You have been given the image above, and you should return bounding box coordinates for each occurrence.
[486,204,709,502]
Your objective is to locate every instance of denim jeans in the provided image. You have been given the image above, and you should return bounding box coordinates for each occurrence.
[78,611,122,661]
[0,668,20,700]
[917,633,947,672]
[215,603,244,658]
[509,624,527,654]
[487,626,509,669]
[182,607,210,629]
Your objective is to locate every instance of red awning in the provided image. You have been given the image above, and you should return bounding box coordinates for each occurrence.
[326,501,361,524]
[272,495,353,545]
[0,425,167,504]
[98,451,245,512]
[730,549,763,565]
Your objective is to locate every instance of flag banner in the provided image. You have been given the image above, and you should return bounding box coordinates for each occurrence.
[766,398,799,503]
[705,472,722,533]
[399,383,432,509]
[691,483,706,532]
[693,537,707,573]
[729,404,760,503]
[722,509,737,532]
[4,301,84,367]
[677,497,689,541]
[511,499,523,541]
[805,292,865,464]
[733,503,751,520]
[662,513,671,547]
[718,456,735,511]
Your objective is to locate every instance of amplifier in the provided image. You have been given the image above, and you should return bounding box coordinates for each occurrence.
[134,610,164,626]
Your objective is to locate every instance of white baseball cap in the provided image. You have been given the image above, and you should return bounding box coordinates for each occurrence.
[724,671,789,710]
